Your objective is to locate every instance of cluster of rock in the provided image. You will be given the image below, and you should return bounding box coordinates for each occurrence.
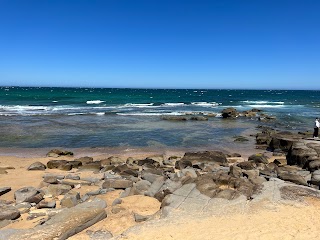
[2,142,320,239]
[221,107,276,121]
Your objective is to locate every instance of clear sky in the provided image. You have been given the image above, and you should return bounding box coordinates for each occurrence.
[0,0,319,89]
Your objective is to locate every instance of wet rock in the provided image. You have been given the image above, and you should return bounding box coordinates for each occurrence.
[27,162,46,171]
[161,116,188,121]
[46,149,73,157]
[0,205,20,220]
[190,116,208,121]
[221,107,237,118]
[0,187,11,196]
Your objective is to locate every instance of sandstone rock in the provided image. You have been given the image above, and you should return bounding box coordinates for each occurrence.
[145,177,165,198]
[280,185,320,200]
[43,175,59,184]
[248,154,269,164]
[0,205,20,220]
[66,174,80,180]
[46,184,72,197]
[181,151,227,164]
[0,199,107,240]
[74,156,93,165]
[0,187,11,196]
[47,160,68,169]
[46,149,73,157]
[59,179,92,187]
[141,171,162,183]
[308,160,320,172]
[36,200,56,209]
[86,230,113,240]
[79,161,101,171]
[215,189,239,200]
[102,179,133,189]
[278,172,308,186]
[14,187,39,204]
[134,212,155,222]
[287,144,318,167]
[60,192,80,208]
[27,162,46,171]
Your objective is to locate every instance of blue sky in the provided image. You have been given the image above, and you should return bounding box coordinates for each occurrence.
[0,0,319,89]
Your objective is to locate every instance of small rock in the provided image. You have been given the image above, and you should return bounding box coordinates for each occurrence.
[27,162,46,171]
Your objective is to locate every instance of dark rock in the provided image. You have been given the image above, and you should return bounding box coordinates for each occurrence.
[0,187,11,196]
[27,162,46,171]
[175,160,193,170]
[221,107,237,118]
[36,200,56,209]
[190,116,208,121]
[287,144,318,167]
[227,153,242,158]
[308,160,320,172]
[233,136,249,142]
[0,205,20,220]
[237,161,256,170]
[248,154,269,164]
[47,160,68,169]
[161,116,188,121]
[46,149,73,157]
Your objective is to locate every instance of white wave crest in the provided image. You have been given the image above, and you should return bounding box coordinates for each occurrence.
[191,102,219,107]
[242,100,284,104]
[86,100,105,104]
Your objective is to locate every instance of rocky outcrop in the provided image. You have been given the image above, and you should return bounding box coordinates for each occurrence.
[0,199,107,240]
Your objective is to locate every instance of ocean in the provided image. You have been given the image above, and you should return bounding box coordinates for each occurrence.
[0,87,319,150]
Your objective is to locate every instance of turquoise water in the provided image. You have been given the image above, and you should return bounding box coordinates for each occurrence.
[0,87,319,148]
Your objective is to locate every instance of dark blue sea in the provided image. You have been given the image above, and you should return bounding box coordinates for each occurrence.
[0,87,319,150]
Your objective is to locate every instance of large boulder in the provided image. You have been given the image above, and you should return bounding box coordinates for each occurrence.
[0,205,20,220]
[221,108,237,118]
[14,187,40,204]
[269,132,299,152]
[27,162,46,171]
[0,199,107,240]
[287,143,318,167]
[278,172,308,186]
